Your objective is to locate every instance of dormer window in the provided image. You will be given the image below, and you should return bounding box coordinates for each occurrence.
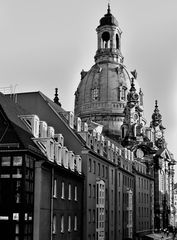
[92,88,99,101]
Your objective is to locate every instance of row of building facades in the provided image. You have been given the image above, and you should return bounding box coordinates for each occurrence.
[0,4,176,240]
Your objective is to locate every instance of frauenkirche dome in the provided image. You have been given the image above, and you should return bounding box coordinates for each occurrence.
[74,5,141,140]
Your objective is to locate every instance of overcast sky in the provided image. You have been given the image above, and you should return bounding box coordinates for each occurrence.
[0,0,177,179]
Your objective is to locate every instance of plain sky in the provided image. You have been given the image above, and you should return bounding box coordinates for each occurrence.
[0,0,177,179]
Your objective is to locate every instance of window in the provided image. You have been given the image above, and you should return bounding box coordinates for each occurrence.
[116,34,119,49]
[13,156,22,166]
[89,209,91,223]
[1,156,11,166]
[74,186,77,201]
[98,163,100,176]
[12,168,22,178]
[102,31,110,48]
[53,179,57,198]
[89,158,91,172]
[68,184,71,200]
[93,185,96,198]
[74,216,77,231]
[111,210,113,225]
[118,191,120,206]
[122,87,126,101]
[89,184,91,198]
[111,169,114,184]
[52,215,56,234]
[15,193,20,203]
[93,161,96,174]
[93,210,95,223]
[61,182,65,199]
[60,215,64,233]
[118,173,120,187]
[111,190,113,205]
[92,88,99,101]
[117,87,121,101]
[68,216,71,232]
[96,180,105,231]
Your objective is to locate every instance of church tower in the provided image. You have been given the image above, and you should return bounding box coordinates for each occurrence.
[74,5,140,140]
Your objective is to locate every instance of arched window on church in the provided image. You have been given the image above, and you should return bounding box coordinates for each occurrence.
[122,126,127,138]
[122,127,125,138]
[121,87,127,101]
[117,87,121,101]
[101,31,110,49]
[116,34,119,49]
[92,88,99,101]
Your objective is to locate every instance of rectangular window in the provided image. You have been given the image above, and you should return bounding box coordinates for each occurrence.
[13,156,22,166]
[111,190,113,205]
[1,156,11,166]
[111,169,114,184]
[12,168,22,178]
[89,158,91,172]
[74,216,77,231]
[89,209,91,223]
[61,182,65,199]
[52,215,56,234]
[98,163,100,176]
[0,174,10,178]
[68,184,71,200]
[93,161,96,174]
[53,179,57,198]
[118,191,120,206]
[15,224,19,234]
[111,211,113,225]
[93,185,96,198]
[74,186,77,201]
[68,216,71,232]
[93,209,95,223]
[61,215,64,233]
[89,184,91,198]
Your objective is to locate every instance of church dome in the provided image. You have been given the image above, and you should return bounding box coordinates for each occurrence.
[74,62,140,138]
[74,5,141,140]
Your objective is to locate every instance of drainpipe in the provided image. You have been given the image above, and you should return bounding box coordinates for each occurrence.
[50,167,54,240]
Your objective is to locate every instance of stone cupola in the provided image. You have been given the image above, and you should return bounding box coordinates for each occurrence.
[74,5,140,140]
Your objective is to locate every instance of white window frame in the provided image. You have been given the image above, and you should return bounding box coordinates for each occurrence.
[68,215,71,232]
[74,215,77,231]
[52,215,57,234]
[53,179,57,198]
[68,184,71,200]
[61,215,64,233]
[61,182,65,199]
[74,186,77,201]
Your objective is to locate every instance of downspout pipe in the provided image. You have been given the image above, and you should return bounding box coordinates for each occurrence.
[50,167,54,240]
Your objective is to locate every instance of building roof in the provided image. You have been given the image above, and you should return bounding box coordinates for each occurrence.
[98,4,118,27]
[0,92,44,156]
[9,91,85,154]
